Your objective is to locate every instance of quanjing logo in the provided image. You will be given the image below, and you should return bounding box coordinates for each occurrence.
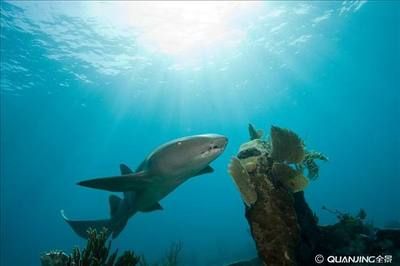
[315,254,393,264]
[315,254,324,264]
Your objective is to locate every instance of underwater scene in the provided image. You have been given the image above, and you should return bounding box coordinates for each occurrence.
[1,1,399,265]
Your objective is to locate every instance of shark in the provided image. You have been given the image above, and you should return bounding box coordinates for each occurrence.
[62,134,228,239]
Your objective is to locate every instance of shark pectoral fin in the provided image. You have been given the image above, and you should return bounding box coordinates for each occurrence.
[120,163,134,175]
[193,165,214,177]
[141,202,163,213]
[109,195,122,218]
[78,171,152,192]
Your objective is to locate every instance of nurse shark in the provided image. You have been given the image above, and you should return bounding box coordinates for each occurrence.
[62,134,228,238]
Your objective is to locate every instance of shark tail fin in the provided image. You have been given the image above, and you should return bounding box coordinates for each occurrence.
[108,195,129,239]
[111,218,128,239]
[109,194,122,219]
[61,210,112,239]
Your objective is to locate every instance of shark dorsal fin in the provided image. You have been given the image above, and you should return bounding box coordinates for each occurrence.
[141,202,163,213]
[109,195,122,218]
[120,164,134,175]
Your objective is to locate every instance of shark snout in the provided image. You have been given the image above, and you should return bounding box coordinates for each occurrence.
[211,135,228,151]
[219,136,228,148]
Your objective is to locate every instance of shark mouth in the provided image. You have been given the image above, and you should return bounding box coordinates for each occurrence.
[200,144,226,158]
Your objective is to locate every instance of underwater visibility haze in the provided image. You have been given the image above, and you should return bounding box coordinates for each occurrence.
[1,1,399,265]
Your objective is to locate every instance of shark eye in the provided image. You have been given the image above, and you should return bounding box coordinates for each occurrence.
[208,145,218,151]
[177,142,182,146]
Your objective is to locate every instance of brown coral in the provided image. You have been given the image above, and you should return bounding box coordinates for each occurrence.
[228,157,257,206]
[270,126,305,164]
[272,163,309,193]
[228,124,329,265]
[229,137,300,265]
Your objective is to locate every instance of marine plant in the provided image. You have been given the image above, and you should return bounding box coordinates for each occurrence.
[41,228,140,266]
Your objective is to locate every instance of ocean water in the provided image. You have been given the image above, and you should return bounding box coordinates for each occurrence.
[1,1,399,265]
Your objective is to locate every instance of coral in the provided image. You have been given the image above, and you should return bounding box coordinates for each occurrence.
[228,157,257,206]
[272,163,309,193]
[230,132,300,265]
[229,124,400,265]
[296,150,328,180]
[244,163,300,266]
[293,205,400,265]
[41,228,140,266]
[237,139,268,159]
[228,124,327,265]
[248,124,264,140]
[41,251,69,266]
[41,231,184,266]
[233,199,400,266]
[316,208,400,262]
[270,125,305,164]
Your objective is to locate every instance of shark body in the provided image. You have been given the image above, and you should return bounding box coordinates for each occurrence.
[62,134,228,238]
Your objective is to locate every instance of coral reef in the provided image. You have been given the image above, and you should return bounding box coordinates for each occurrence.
[41,228,140,266]
[228,124,326,265]
[42,229,184,266]
[294,203,400,265]
[228,123,399,266]
[318,208,400,260]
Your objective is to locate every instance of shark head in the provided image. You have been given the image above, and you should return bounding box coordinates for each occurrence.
[148,134,228,177]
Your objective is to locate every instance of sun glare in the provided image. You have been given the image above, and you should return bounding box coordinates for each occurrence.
[92,2,262,59]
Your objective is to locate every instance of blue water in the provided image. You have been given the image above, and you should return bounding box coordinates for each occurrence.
[1,1,399,265]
